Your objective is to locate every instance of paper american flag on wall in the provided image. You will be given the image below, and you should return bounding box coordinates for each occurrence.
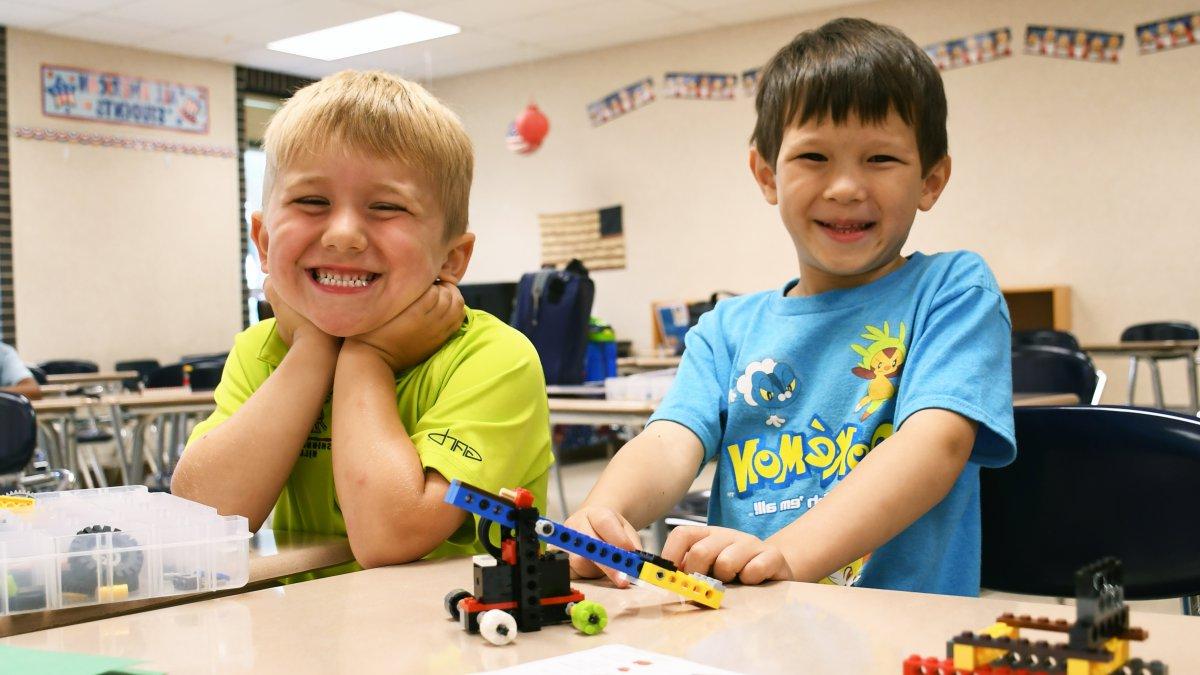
[539,205,625,271]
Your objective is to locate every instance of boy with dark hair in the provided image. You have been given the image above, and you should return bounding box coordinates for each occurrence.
[565,18,1014,596]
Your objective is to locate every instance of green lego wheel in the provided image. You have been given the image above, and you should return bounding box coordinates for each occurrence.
[569,600,608,635]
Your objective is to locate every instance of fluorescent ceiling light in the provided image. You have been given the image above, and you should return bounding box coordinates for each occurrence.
[267,11,460,61]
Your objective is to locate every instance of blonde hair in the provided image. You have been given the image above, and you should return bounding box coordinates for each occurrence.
[261,70,473,237]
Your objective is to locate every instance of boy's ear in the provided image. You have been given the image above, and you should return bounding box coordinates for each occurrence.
[749,147,779,205]
[250,211,269,273]
[437,232,475,285]
[918,156,952,211]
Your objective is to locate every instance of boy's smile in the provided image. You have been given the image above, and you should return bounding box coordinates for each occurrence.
[252,148,468,337]
[751,111,950,296]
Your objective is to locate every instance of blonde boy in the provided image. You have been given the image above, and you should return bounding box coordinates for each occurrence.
[174,71,553,567]
[565,19,1015,596]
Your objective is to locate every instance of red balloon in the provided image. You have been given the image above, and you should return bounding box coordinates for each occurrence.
[514,103,549,146]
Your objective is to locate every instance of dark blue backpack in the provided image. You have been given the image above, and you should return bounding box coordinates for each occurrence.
[511,260,595,385]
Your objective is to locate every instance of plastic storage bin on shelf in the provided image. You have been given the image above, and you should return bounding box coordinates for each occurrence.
[0,486,251,616]
[604,368,676,401]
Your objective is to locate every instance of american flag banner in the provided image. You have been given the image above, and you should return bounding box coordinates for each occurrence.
[539,205,625,271]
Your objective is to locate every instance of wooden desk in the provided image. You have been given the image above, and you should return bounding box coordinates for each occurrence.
[100,388,217,487]
[2,560,1194,673]
[616,355,681,374]
[1002,285,1071,331]
[0,530,352,638]
[43,371,138,387]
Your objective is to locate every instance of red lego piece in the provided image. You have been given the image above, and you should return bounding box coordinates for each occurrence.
[501,538,517,565]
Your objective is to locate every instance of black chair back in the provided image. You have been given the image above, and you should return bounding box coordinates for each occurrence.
[144,363,185,389]
[115,359,161,391]
[188,361,223,392]
[1011,345,1099,404]
[38,359,98,375]
[982,406,1200,599]
[180,353,228,366]
[0,392,37,474]
[26,365,47,385]
[1120,321,1199,342]
[1012,329,1081,351]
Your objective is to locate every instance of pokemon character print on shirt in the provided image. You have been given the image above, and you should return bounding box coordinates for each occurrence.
[850,322,907,421]
[730,359,798,427]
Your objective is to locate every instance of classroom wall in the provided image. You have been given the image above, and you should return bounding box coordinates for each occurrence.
[6,28,239,370]
[431,0,1200,406]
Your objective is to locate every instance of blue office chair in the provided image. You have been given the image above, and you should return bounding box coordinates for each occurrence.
[1120,321,1199,409]
[1012,329,1081,352]
[1012,344,1105,405]
[981,405,1200,615]
[0,392,71,492]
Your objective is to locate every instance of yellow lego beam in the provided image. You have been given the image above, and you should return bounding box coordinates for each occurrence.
[638,562,724,609]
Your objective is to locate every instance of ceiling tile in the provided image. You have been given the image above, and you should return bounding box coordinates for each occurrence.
[529,12,717,54]
[103,0,292,31]
[0,0,76,28]
[416,0,592,30]
[695,0,855,26]
[195,0,392,46]
[137,29,258,60]
[39,13,161,45]
[484,0,686,44]
[30,0,131,12]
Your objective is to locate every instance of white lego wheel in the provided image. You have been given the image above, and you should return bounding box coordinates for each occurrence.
[478,609,517,646]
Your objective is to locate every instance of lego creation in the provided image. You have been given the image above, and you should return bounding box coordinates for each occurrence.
[904,558,1168,675]
[442,480,723,645]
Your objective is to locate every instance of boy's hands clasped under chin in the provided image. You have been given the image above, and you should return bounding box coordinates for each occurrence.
[345,281,466,371]
[264,277,340,353]
[662,525,794,585]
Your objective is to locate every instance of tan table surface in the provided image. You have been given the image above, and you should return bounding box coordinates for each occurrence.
[43,371,139,385]
[1082,340,1200,356]
[1012,392,1080,405]
[549,393,1076,415]
[100,387,216,408]
[0,530,352,638]
[29,396,93,415]
[2,559,1194,674]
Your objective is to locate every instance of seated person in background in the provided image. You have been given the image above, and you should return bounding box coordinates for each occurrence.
[565,18,1015,596]
[0,342,41,400]
[173,71,553,568]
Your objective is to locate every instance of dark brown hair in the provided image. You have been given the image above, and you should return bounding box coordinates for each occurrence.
[751,18,948,175]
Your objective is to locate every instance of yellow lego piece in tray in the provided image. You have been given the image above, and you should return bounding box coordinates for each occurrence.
[638,561,724,609]
[0,495,35,512]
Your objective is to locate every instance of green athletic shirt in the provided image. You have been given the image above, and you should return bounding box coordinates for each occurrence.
[186,309,553,561]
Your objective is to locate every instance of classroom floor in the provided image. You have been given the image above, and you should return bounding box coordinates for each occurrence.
[546,455,1185,617]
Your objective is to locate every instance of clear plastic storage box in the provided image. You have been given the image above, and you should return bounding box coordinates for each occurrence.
[0,486,251,616]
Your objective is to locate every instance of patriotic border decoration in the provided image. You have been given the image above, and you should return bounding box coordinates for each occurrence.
[663,72,737,100]
[539,205,625,271]
[42,64,210,134]
[1024,25,1124,63]
[587,77,655,127]
[924,28,1014,71]
[741,68,762,97]
[1136,12,1200,54]
[13,126,235,158]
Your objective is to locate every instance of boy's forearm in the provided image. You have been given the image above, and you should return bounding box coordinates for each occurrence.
[172,337,338,530]
[2,379,41,400]
[578,421,703,530]
[331,342,463,567]
[766,408,976,582]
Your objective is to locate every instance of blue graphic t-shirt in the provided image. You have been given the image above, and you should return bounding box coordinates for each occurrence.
[648,251,1016,596]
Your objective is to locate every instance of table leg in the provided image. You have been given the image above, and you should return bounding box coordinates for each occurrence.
[1149,361,1164,409]
[108,403,131,486]
[1126,357,1138,405]
[1187,349,1199,414]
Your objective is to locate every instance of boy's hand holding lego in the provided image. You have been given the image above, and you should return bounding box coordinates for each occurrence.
[344,280,465,372]
[661,525,793,585]
[562,506,643,588]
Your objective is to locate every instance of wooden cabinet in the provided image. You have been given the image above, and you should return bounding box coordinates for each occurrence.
[1002,286,1071,331]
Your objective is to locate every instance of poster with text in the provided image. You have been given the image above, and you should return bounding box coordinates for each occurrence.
[42,65,209,133]
[1024,25,1123,63]
[741,68,762,97]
